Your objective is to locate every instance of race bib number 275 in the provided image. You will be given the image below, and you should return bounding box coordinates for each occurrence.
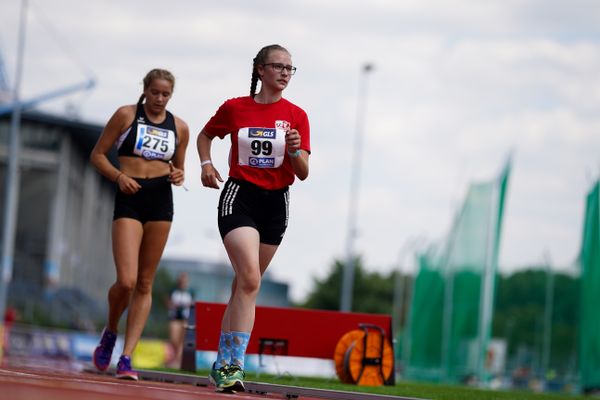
[134,124,176,161]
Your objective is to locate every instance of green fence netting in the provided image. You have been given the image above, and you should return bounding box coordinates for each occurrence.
[579,180,600,392]
[404,161,510,383]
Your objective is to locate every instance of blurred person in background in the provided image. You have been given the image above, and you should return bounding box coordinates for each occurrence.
[2,306,19,356]
[167,272,194,368]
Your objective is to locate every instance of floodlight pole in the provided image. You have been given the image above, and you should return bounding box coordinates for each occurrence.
[340,63,374,312]
[0,0,27,342]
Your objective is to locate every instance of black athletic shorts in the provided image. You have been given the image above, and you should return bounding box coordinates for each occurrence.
[113,175,173,223]
[218,178,290,245]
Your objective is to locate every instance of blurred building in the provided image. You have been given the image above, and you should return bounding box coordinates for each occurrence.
[162,257,290,307]
[0,110,115,326]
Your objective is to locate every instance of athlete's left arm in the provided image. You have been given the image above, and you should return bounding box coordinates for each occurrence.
[286,128,309,180]
[170,117,189,186]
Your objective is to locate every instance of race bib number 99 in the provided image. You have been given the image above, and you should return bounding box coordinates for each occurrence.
[134,124,176,161]
[237,127,285,168]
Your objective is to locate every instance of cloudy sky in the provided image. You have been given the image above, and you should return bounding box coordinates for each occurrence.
[1,0,599,302]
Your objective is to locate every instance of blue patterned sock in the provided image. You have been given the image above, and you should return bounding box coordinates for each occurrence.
[214,331,232,369]
[230,331,250,369]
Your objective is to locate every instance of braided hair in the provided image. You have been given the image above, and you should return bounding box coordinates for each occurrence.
[137,68,176,105]
[250,44,289,98]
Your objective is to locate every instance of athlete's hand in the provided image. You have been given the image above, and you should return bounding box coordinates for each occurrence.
[285,129,301,153]
[201,163,224,189]
[169,162,185,186]
[117,174,141,195]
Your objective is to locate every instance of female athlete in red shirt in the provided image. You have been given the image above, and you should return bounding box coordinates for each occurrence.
[197,44,310,392]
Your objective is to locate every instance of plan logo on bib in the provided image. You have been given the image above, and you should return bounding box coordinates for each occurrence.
[249,157,275,168]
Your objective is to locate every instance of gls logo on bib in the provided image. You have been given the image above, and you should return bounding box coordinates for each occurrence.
[248,128,276,139]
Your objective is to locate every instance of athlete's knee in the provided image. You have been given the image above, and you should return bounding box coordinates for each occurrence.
[236,271,261,295]
[135,275,155,295]
[114,278,136,294]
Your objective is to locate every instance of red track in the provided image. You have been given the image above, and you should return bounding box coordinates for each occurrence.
[0,358,303,400]
[0,356,417,400]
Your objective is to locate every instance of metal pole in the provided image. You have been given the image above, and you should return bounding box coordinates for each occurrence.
[340,63,374,312]
[0,78,95,117]
[392,269,405,336]
[541,251,554,379]
[0,0,27,353]
[477,179,500,383]
[392,237,426,334]
[439,206,464,380]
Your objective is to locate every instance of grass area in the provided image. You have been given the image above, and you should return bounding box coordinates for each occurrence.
[183,368,587,400]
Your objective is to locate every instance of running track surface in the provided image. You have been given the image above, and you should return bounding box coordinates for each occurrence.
[0,357,323,400]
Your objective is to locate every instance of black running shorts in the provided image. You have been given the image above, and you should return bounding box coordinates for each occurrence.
[113,175,173,223]
[218,178,290,245]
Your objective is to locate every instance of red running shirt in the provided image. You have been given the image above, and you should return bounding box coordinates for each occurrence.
[202,96,311,190]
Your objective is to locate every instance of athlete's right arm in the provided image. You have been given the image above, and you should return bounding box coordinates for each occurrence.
[197,129,224,189]
[90,105,135,184]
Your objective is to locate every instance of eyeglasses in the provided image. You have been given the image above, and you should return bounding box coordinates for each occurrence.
[263,63,297,75]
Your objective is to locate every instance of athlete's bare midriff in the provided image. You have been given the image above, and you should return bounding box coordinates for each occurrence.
[118,156,171,179]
